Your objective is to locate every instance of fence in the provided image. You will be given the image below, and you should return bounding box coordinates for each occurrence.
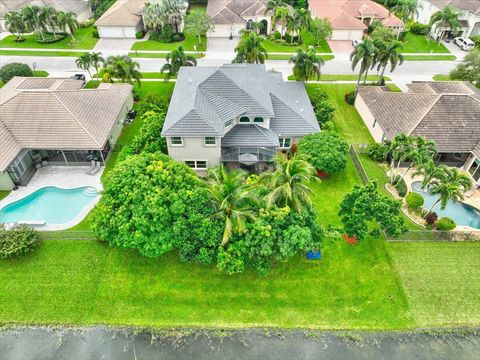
[39,231,95,240]
[349,144,369,184]
[385,230,480,242]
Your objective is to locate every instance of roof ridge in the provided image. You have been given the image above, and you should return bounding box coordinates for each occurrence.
[51,92,102,147]
[241,0,263,16]
[269,93,317,132]
[409,95,442,135]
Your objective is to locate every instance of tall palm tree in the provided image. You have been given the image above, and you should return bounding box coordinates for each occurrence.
[75,53,92,77]
[426,166,472,215]
[350,37,376,87]
[412,158,439,190]
[289,46,324,82]
[264,0,286,15]
[162,0,188,34]
[233,32,268,64]
[4,11,25,40]
[430,5,460,41]
[22,5,45,41]
[161,45,197,80]
[89,52,105,79]
[61,12,78,40]
[273,6,291,39]
[207,166,258,246]
[373,39,404,84]
[385,133,415,183]
[40,6,58,39]
[261,154,319,212]
[293,7,311,41]
[103,55,142,85]
[286,16,299,43]
[398,136,436,181]
[391,0,422,24]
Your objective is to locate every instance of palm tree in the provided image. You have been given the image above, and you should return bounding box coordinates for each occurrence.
[101,55,142,85]
[293,7,311,41]
[350,37,376,87]
[207,166,258,246]
[75,53,92,77]
[289,46,324,82]
[264,0,286,15]
[385,133,415,183]
[40,6,58,39]
[391,0,422,24]
[426,166,472,215]
[22,5,45,41]
[286,16,299,43]
[398,136,436,181]
[412,159,439,190]
[430,5,460,41]
[373,39,404,84]
[261,154,319,212]
[56,11,78,40]
[273,6,291,39]
[142,2,165,32]
[89,52,105,79]
[162,0,188,34]
[161,45,197,80]
[233,32,268,64]
[251,20,264,34]
[4,11,25,40]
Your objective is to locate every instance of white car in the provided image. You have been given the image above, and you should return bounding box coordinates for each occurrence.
[454,37,475,51]
[352,39,363,47]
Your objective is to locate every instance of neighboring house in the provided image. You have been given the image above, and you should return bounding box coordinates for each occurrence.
[355,81,480,185]
[309,0,404,41]
[207,0,272,38]
[0,77,133,190]
[162,64,319,172]
[95,0,146,38]
[0,0,92,31]
[417,0,480,39]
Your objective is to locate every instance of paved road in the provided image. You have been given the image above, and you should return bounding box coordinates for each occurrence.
[0,327,479,360]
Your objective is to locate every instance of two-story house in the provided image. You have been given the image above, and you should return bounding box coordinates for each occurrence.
[161,64,319,172]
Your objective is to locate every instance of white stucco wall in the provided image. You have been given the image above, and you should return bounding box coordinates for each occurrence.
[98,24,141,38]
[210,24,244,37]
[355,94,385,143]
[166,137,221,169]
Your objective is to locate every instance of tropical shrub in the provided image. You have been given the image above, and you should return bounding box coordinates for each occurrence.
[297,131,348,174]
[0,224,40,259]
[130,110,168,155]
[471,35,480,48]
[436,217,456,231]
[339,182,407,240]
[410,22,431,35]
[309,89,335,126]
[450,49,480,87]
[35,31,66,43]
[92,152,223,258]
[135,31,145,39]
[0,63,33,83]
[345,91,356,105]
[367,143,387,161]
[394,177,408,197]
[425,211,438,225]
[406,192,424,209]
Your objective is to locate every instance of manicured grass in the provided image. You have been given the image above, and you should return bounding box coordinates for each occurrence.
[268,54,334,61]
[0,191,10,201]
[386,83,402,92]
[403,55,456,61]
[306,84,372,144]
[401,33,450,53]
[84,80,100,89]
[288,74,391,81]
[388,242,480,327]
[128,52,204,59]
[261,32,331,53]
[132,33,207,51]
[34,70,49,77]
[0,26,98,49]
[432,74,451,81]
[93,72,175,80]
[0,49,86,57]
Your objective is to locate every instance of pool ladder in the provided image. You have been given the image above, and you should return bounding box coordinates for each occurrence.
[82,187,99,197]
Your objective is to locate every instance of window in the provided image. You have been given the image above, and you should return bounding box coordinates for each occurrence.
[372,119,376,128]
[225,119,233,127]
[253,117,264,123]
[184,160,208,170]
[239,116,250,123]
[171,137,183,146]
[246,19,253,30]
[279,138,292,148]
[204,137,216,146]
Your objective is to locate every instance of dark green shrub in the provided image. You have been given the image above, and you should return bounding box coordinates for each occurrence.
[398,28,408,41]
[470,35,480,48]
[345,91,356,105]
[0,63,33,83]
[35,32,66,43]
[425,211,438,225]
[394,177,407,197]
[436,217,456,231]
[367,143,387,161]
[135,31,145,39]
[172,33,185,42]
[406,192,424,209]
[410,23,431,35]
[272,31,281,40]
[0,224,40,259]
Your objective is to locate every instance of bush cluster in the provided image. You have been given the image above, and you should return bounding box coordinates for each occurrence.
[135,31,145,39]
[345,91,356,105]
[309,88,335,127]
[470,35,480,48]
[410,22,431,35]
[425,211,438,225]
[0,224,40,259]
[367,143,387,161]
[436,217,456,231]
[406,192,424,209]
[150,26,185,43]
[393,176,407,197]
[35,31,67,43]
[0,63,33,83]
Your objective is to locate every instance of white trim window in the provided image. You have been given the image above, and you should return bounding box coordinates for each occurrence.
[253,117,264,124]
[170,137,183,146]
[239,116,251,123]
[279,137,292,148]
[204,137,217,146]
[184,160,208,170]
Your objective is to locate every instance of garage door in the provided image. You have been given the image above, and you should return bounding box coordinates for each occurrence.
[332,30,363,41]
[210,25,244,38]
[98,26,126,38]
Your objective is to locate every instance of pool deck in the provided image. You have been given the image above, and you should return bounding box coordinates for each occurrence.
[0,166,103,231]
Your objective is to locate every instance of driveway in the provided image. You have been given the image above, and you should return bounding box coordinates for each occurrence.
[93,38,138,55]
[202,37,238,61]
[328,40,354,54]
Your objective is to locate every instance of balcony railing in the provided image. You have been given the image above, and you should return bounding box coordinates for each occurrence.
[221,147,276,163]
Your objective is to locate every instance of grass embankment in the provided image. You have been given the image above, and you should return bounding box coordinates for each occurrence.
[401,33,450,53]
[132,33,206,52]
[261,32,331,53]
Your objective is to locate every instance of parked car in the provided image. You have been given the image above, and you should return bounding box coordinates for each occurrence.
[352,39,363,47]
[71,74,86,85]
[454,37,475,51]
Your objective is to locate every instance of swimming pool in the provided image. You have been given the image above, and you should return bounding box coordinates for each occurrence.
[0,186,98,225]
[411,181,480,229]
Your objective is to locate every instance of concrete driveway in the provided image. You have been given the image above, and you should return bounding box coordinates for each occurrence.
[328,40,354,54]
[93,38,138,55]
[203,37,238,60]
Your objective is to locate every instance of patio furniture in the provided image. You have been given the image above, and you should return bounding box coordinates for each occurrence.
[89,162,102,175]
[85,160,96,174]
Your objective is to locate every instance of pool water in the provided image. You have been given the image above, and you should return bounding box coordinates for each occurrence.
[0,186,98,225]
[411,182,480,229]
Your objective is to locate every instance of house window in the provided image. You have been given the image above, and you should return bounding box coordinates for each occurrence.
[204,137,216,146]
[239,116,250,123]
[171,137,183,146]
[372,119,377,128]
[279,138,291,148]
[246,19,253,30]
[225,119,233,127]
[184,160,208,170]
[253,117,264,123]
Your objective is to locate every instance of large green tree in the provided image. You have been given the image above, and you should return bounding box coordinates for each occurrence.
[183,9,214,46]
[233,32,268,64]
[289,46,324,82]
[350,38,376,86]
[450,49,480,87]
[391,0,422,24]
[310,18,333,46]
[373,39,404,84]
[430,5,460,39]
[99,55,142,84]
[161,45,197,80]
[4,11,25,40]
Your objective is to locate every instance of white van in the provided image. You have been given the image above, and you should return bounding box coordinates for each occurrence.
[454,37,475,51]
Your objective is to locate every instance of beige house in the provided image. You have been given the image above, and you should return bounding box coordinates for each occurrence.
[355,81,480,185]
[162,64,319,172]
[0,77,133,190]
[94,0,146,38]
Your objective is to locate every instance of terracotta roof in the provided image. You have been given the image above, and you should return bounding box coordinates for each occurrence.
[310,0,403,30]
[94,0,145,27]
[0,77,132,172]
[357,82,480,155]
[207,0,269,25]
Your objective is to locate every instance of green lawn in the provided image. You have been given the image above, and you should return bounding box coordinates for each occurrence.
[132,33,206,52]
[403,55,456,61]
[433,74,451,81]
[268,54,334,61]
[93,72,174,80]
[388,242,480,327]
[128,52,204,59]
[288,74,391,81]
[0,191,10,201]
[262,32,331,53]
[0,49,86,57]
[401,33,450,53]
[0,26,98,49]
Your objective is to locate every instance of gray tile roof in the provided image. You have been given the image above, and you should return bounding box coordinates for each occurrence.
[222,124,279,147]
[358,81,480,156]
[162,64,319,138]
